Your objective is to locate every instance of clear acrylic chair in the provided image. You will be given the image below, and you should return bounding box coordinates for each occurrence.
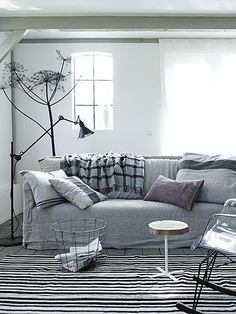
[176,198,236,314]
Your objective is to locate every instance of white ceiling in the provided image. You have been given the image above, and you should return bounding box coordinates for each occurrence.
[2,0,236,40]
[1,0,236,17]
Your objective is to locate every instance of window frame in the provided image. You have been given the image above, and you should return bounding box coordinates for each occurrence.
[72,51,113,130]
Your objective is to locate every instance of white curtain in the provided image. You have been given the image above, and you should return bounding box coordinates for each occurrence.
[159,39,236,155]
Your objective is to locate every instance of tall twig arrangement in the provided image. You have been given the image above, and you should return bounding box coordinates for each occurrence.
[0,50,75,156]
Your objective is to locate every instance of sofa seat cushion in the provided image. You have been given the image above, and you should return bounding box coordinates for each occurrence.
[23,199,223,250]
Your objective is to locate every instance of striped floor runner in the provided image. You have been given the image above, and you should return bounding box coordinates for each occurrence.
[0,254,235,313]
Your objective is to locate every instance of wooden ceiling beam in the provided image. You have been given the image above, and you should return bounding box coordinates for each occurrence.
[0,30,27,63]
[0,16,236,31]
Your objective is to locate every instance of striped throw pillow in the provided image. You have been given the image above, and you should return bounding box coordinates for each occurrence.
[176,153,236,204]
[20,170,67,209]
[49,176,107,209]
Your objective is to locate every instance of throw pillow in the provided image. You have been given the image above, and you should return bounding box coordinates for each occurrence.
[143,157,180,196]
[176,152,236,204]
[49,176,107,209]
[38,156,63,172]
[20,169,67,209]
[144,175,204,210]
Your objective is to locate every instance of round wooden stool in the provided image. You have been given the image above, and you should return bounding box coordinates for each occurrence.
[149,220,189,281]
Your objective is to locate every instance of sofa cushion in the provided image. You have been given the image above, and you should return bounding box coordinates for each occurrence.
[40,153,145,200]
[38,156,63,172]
[176,152,236,204]
[23,199,223,250]
[49,176,107,209]
[143,158,179,196]
[39,155,180,199]
[144,175,204,210]
[20,169,67,209]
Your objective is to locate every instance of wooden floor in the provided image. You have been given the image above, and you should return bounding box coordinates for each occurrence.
[0,213,206,259]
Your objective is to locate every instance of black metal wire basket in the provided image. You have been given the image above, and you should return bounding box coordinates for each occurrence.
[52,218,106,272]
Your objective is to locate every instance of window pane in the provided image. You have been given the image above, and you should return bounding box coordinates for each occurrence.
[95,81,113,105]
[95,105,113,130]
[73,53,114,131]
[75,106,94,131]
[75,81,93,105]
[94,55,113,80]
[74,55,93,80]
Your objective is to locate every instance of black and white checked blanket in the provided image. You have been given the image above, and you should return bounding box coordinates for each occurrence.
[60,152,145,197]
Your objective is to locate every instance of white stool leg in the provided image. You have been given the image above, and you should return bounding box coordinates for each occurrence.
[164,234,168,273]
[152,233,183,281]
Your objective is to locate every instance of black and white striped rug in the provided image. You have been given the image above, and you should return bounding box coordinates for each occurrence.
[0,254,235,313]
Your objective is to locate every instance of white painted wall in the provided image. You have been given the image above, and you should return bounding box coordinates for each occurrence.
[0,33,12,223]
[13,43,162,173]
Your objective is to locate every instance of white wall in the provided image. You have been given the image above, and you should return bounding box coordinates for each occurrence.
[13,43,162,173]
[0,33,12,223]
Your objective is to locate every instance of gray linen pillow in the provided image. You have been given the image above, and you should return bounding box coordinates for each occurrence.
[49,176,107,209]
[20,169,67,209]
[143,158,179,196]
[144,175,204,210]
[176,152,236,204]
[38,156,63,172]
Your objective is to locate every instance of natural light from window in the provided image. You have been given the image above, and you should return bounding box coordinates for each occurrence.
[72,52,113,131]
[160,39,236,155]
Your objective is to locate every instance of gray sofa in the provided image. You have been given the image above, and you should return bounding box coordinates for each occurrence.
[22,156,223,250]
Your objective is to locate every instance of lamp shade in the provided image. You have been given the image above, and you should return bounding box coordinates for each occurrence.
[78,120,94,139]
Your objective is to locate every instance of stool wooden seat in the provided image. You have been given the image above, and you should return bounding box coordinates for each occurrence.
[149,220,189,281]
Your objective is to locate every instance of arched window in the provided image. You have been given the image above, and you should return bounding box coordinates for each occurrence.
[72,52,113,130]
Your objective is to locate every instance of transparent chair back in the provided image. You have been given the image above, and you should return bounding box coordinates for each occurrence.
[192,213,236,255]
[177,200,236,313]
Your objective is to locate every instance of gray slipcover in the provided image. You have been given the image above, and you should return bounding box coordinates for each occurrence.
[23,196,223,249]
[22,156,224,249]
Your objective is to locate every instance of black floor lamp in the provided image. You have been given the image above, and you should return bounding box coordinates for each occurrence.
[0,115,94,246]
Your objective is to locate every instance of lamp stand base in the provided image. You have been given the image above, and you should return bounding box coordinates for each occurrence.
[0,236,22,246]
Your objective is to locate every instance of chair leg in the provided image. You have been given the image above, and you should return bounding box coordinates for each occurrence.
[219,253,235,266]
[176,302,204,314]
[192,250,217,308]
[176,250,217,313]
[192,275,236,296]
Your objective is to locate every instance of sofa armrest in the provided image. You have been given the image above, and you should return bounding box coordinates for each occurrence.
[23,181,35,211]
[22,181,36,248]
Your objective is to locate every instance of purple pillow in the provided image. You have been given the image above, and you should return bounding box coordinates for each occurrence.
[144,175,204,210]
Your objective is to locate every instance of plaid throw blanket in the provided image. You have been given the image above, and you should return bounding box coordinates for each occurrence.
[60,153,145,197]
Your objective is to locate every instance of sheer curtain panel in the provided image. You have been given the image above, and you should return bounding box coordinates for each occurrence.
[159,39,236,155]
